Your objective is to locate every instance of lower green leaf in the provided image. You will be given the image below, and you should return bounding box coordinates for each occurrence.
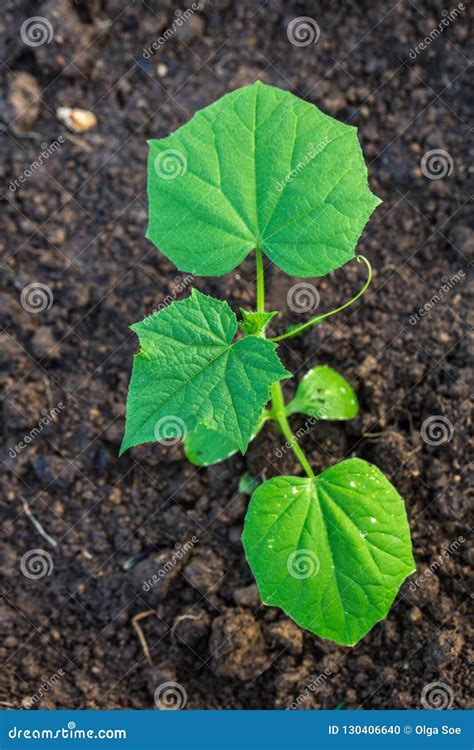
[120,290,290,455]
[184,411,269,467]
[242,458,415,646]
[238,471,260,495]
[184,426,239,467]
[287,365,358,420]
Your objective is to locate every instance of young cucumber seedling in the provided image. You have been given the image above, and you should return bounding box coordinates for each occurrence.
[121,82,415,646]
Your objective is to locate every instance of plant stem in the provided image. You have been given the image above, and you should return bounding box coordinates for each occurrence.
[269,255,372,343]
[254,247,314,480]
[255,246,265,313]
[270,381,315,480]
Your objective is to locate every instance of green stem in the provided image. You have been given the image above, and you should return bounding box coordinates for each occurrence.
[255,246,265,313]
[270,381,315,480]
[270,255,372,343]
[254,248,314,480]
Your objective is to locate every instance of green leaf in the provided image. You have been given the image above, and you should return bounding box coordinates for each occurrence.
[239,309,277,337]
[242,458,415,646]
[121,290,290,455]
[184,408,269,467]
[238,471,260,496]
[184,426,239,467]
[147,81,381,278]
[287,365,359,420]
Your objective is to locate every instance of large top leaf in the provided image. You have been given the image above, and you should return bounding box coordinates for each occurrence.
[120,290,289,455]
[147,81,381,278]
[242,458,414,645]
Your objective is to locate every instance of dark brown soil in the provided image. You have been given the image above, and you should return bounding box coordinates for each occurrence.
[1,0,472,711]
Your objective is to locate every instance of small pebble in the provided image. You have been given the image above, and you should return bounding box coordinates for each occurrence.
[56,107,97,133]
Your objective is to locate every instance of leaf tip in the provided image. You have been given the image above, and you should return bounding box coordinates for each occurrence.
[373,192,383,208]
[118,438,129,457]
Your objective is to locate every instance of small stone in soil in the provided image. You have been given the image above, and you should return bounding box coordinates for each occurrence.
[233,584,260,609]
[182,548,224,598]
[264,619,304,656]
[209,610,269,682]
[31,327,60,360]
[6,73,41,131]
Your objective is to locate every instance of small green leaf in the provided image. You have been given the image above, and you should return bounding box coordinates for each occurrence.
[238,471,260,495]
[121,290,290,455]
[242,458,414,646]
[147,81,381,278]
[239,309,277,337]
[287,365,358,420]
[184,426,239,467]
[185,409,268,467]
